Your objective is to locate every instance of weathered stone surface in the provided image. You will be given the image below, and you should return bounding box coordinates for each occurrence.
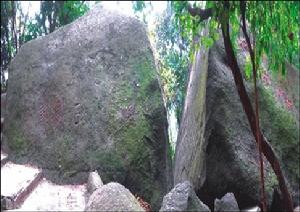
[174,27,210,191]
[85,182,144,211]
[1,93,6,119]
[1,162,42,209]
[174,37,299,209]
[160,181,210,212]
[214,193,239,212]
[3,5,172,209]
[199,40,299,208]
[1,93,6,141]
[1,151,8,166]
[15,178,87,211]
[282,62,299,121]
[86,171,103,195]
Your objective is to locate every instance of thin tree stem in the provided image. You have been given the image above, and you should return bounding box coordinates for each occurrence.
[240,1,267,211]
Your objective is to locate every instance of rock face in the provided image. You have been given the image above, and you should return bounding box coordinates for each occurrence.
[174,38,299,209]
[1,93,6,119]
[174,27,209,191]
[85,182,144,211]
[214,193,239,212]
[200,40,299,208]
[3,5,172,209]
[160,181,210,212]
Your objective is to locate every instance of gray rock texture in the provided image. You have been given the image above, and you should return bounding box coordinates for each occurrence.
[199,39,299,208]
[174,26,210,192]
[86,170,103,195]
[3,5,172,209]
[160,181,210,212]
[214,193,239,212]
[1,93,6,142]
[85,182,144,211]
[174,38,299,209]
[1,93,6,119]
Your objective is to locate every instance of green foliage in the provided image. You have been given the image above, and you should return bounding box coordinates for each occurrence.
[38,1,89,34]
[57,1,89,26]
[201,36,214,48]
[87,149,126,183]
[7,121,29,154]
[132,1,154,24]
[244,55,252,80]
[132,1,146,13]
[245,1,300,74]
[24,21,43,42]
[171,1,200,45]
[168,142,175,160]
[1,1,91,91]
[170,1,299,78]
[1,1,20,90]
[154,5,190,121]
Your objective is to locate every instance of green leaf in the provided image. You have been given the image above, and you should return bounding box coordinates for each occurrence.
[201,36,214,48]
[244,55,252,80]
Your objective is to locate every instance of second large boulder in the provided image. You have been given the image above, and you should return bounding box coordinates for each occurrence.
[174,38,299,209]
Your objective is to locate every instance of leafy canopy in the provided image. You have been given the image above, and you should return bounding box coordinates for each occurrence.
[171,1,300,75]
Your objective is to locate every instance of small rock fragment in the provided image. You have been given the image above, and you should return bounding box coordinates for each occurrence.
[160,181,210,211]
[214,193,239,212]
[86,170,103,195]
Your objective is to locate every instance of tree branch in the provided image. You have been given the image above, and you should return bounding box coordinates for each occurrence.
[187,4,213,21]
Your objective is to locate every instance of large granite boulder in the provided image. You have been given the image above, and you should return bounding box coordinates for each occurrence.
[85,182,144,211]
[160,181,210,212]
[3,5,172,209]
[174,38,299,209]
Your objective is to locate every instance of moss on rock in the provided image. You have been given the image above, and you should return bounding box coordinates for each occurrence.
[259,86,299,185]
[6,121,29,154]
[104,55,169,209]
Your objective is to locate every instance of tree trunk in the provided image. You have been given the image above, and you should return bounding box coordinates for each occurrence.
[220,6,293,211]
[11,1,18,54]
[4,3,11,66]
[40,1,48,35]
[20,8,29,47]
